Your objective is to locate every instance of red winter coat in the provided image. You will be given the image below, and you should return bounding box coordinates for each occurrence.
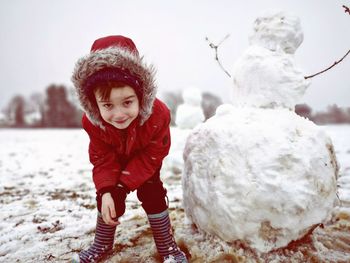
[82,99,171,192]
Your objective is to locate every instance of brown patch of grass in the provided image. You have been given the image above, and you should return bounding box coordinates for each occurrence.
[32,215,47,224]
[37,220,63,234]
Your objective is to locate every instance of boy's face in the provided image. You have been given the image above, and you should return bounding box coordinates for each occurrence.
[94,85,140,129]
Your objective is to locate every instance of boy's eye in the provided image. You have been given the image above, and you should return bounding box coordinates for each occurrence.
[103,103,113,109]
[124,100,133,106]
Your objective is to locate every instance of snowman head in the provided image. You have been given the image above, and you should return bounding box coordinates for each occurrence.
[249,10,304,54]
[182,87,202,106]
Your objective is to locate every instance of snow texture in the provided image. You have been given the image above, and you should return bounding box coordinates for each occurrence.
[175,88,205,129]
[183,105,338,252]
[232,10,310,110]
[0,127,349,262]
[249,10,304,54]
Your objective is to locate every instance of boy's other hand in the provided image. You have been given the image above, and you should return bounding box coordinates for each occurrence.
[101,193,120,226]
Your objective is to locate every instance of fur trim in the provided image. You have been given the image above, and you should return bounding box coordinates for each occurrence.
[71,46,157,128]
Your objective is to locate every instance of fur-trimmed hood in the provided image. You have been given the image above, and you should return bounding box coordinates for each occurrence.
[71,35,157,129]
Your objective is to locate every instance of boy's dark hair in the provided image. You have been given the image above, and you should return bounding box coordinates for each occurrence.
[90,81,141,104]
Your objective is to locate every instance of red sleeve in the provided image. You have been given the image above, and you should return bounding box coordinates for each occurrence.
[82,114,120,192]
[119,101,171,191]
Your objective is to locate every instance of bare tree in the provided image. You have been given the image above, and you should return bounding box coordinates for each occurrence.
[43,84,80,127]
[295,104,313,120]
[4,95,26,126]
[201,92,223,120]
[28,92,45,126]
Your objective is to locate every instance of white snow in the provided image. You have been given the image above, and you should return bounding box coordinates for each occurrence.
[322,125,350,209]
[182,106,338,252]
[162,128,192,175]
[175,88,204,129]
[166,88,204,173]
[232,10,310,110]
[162,87,205,175]
[0,127,349,262]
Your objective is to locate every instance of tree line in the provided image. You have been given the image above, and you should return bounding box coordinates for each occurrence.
[161,92,350,125]
[0,86,224,128]
[1,84,82,128]
[295,104,350,125]
[1,84,349,128]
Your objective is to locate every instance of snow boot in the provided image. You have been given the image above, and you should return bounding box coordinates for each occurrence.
[72,214,116,263]
[147,210,187,263]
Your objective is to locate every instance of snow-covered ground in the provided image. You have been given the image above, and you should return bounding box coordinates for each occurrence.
[0,125,349,262]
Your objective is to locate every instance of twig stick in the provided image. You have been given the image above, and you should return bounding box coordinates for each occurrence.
[343,5,350,15]
[205,35,232,78]
[304,49,350,79]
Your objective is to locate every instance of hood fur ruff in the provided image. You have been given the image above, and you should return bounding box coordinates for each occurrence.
[71,46,157,129]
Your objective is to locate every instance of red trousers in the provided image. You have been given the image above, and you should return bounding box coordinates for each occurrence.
[96,171,168,216]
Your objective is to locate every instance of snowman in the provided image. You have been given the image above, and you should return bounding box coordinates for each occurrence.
[175,87,205,129]
[182,10,339,253]
[164,88,205,175]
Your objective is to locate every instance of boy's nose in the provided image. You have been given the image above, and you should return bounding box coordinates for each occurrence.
[111,108,125,119]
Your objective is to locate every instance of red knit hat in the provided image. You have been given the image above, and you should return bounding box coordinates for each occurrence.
[90,35,139,55]
[85,36,143,99]
[71,35,157,128]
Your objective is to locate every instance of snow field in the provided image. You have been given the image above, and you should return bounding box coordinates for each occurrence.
[0,126,349,262]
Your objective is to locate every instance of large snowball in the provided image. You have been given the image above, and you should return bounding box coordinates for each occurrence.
[183,105,338,253]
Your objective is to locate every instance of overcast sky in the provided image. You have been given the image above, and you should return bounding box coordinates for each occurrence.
[0,0,349,112]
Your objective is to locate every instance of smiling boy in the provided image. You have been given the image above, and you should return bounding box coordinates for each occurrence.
[71,35,187,263]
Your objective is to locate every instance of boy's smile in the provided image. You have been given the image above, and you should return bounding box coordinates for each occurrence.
[95,85,140,129]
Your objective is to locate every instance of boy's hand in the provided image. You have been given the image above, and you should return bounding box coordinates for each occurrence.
[101,193,120,226]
